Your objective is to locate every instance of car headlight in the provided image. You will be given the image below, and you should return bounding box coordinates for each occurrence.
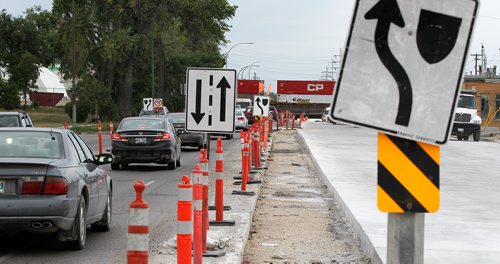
[472,119,481,124]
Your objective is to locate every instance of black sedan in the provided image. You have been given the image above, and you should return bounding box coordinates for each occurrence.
[0,128,113,250]
[111,116,181,170]
[166,112,207,150]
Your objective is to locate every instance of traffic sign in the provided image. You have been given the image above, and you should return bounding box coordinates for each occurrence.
[153,98,163,110]
[253,96,270,116]
[330,0,478,145]
[143,98,153,111]
[185,68,237,133]
[378,133,440,213]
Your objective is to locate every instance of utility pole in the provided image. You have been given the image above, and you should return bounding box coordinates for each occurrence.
[71,0,78,128]
[470,53,480,75]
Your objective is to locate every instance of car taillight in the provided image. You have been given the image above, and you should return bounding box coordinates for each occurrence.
[112,133,127,141]
[154,133,171,141]
[22,176,68,195]
[238,117,245,121]
[22,176,44,194]
[43,177,68,195]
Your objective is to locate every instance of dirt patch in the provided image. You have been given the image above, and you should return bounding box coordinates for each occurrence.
[243,130,372,264]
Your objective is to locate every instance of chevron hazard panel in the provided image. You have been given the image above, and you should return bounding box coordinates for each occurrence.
[378,133,440,213]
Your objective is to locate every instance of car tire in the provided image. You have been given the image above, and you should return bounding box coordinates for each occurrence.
[176,154,181,167]
[111,162,120,170]
[167,155,177,170]
[62,197,87,250]
[473,130,480,142]
[91,191,112,232]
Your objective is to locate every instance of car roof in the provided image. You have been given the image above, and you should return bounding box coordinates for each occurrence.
[0,127,63,133]
[122,116,166,120]
[0,111,27,116]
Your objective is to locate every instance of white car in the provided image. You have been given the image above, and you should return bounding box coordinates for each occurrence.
[235,108,249,131]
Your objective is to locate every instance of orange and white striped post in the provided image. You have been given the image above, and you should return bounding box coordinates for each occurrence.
[127,180,149,264]
[109,121,114,141]
[209,138,235,226]
[64,122,69,129]
[200,151,209,253]
[98,120,103,154]
[232,132,255,196]
[191,165,203,264]
[177,176,192,264]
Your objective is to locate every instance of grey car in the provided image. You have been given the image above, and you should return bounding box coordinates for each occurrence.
[166,112,207,150]
[0,111,34,127]
[0,128,113,250]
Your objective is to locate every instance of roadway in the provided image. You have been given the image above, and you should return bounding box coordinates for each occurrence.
[0,133,243,264]
[300,121,500,264]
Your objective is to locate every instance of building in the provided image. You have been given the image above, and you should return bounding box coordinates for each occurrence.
[462,72,500,129]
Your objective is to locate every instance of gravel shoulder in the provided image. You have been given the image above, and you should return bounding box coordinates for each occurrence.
[243,129,372,264]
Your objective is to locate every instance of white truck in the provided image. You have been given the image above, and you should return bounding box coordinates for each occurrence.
[452,93,481,141]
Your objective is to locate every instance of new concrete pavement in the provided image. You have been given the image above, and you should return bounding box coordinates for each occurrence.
[300,121,500,264]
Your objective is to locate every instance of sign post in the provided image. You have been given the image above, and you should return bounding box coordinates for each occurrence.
[330,0,478,263]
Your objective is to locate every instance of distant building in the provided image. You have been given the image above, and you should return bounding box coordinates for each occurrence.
[463,68,500,128]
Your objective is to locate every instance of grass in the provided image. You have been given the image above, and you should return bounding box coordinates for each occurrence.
[1,106,117,133]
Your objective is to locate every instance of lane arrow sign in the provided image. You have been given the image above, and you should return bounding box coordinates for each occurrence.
[216,76,231,122]
[255,97,263,115]
[191,79,205,124]
[365,0,412,127]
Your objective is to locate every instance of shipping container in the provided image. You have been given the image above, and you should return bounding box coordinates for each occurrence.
[277,80,334,95]
[237,80,264,95]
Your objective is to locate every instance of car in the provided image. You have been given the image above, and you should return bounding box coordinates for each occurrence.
[139,106,169,117]
[0,111,34,127]
[0,128,113,250]
[111,116,181,170]
[235,108,249,131]
[166,112,207,149]
[321,107,334,123]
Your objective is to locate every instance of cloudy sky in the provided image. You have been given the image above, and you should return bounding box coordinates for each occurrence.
[2,0,500,88]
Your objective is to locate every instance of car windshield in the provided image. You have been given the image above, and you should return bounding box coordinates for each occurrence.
[0,116,20,127]
[237,101,251,109]
[166,113,186,123]
[457,95,476,109]
[0,131,62,158]
[120,119,164,130]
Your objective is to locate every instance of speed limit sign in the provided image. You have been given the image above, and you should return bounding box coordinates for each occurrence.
[153,98,163,110]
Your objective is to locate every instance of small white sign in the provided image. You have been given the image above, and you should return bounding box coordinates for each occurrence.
[153,98,163,110]
[185,68,237,133]
[253,96,270,116]
[143,98,153,111]
[330,0,478,144]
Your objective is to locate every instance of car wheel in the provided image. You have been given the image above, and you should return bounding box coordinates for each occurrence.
[176,154,181,167]
[62,197,86,250]
[167,155,177,170]
[473,130,480,142]
[111,162,120,170]
[91,191,112,232]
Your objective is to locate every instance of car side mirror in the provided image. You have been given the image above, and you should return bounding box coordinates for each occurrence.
[96,153,113,165]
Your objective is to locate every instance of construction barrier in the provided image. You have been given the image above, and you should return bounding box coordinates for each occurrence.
[127,180,149,264]
[98,120,103,154]
[64,122,69,129]
[191,165,203,264]
[210,138,235,226]
[109,121,114,141]
[232,132,255,196]
[177,176,192,264]
[199,150,209,253]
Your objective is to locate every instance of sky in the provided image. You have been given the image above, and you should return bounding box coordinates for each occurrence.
[2,0,500,90]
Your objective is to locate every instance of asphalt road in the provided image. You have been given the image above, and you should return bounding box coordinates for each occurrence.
[0,133,240,264]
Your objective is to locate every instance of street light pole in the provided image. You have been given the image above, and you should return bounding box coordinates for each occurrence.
[225,42,254,68]
[247,61,261,79]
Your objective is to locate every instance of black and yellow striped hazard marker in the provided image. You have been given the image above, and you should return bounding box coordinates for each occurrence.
[378,133,440,213]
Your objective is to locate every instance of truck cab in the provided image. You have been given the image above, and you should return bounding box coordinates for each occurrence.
[452,93,481,141]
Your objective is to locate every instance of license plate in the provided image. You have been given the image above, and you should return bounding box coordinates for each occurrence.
[458,128,464,133]
[0,180,5,193]
[135,138,147,144]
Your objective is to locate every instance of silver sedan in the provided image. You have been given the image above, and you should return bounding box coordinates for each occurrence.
[0,128,113,250]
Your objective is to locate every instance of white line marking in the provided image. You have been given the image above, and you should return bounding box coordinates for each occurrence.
[145,181,155,187]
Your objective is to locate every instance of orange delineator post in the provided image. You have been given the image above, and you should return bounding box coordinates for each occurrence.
[177,176,192,264]
[242,135,249,192]
[98,120,103,154]
[127,181,149,264]
[64,122,69,129]
[291,114,295,130]
[199,150,209,253]
[109,121,114,141]
[191,165,203,264]
[209,138,236,227]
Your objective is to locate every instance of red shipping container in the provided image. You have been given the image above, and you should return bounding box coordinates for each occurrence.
[237,80,264,95]
[30,92,65,107]
[277,80,334,95]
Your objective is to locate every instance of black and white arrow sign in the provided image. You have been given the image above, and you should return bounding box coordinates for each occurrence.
[330,0,478,145]
[185,68,237,133]
[253,96,270,117]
